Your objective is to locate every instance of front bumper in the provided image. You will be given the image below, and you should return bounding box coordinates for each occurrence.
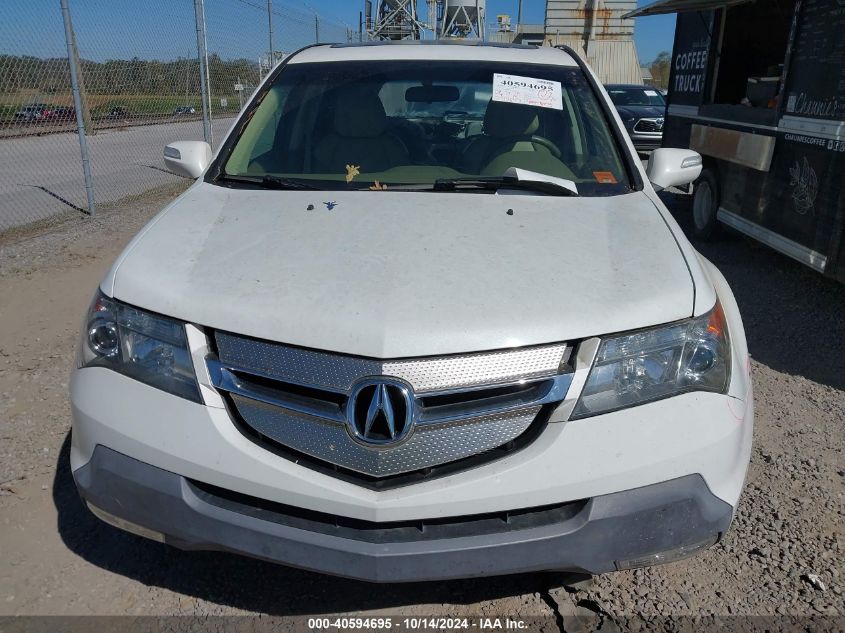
[75,445,733,582]
[70,368,752,522]
[630,134,662,151]
[623,126,663,151]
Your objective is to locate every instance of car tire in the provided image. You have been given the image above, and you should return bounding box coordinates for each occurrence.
[692,168,721,241]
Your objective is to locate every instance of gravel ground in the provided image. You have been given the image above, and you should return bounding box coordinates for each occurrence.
[0,186,842,629]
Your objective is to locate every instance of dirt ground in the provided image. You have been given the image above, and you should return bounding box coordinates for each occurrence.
[0,185,842,628]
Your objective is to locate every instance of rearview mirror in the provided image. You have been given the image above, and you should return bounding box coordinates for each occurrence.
[646,148,702,191]
[406,85,460,103]
[163,141,212,179]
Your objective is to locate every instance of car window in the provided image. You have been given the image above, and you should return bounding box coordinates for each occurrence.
[607,88,665,107]
[220,60,632,196]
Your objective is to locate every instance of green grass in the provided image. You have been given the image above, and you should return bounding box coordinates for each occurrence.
[0,92,242,124]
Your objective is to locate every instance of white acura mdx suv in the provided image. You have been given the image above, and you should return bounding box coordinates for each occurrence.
[70,41,753,582]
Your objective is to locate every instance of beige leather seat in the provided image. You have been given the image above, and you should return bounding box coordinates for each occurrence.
[314,87,410,175]
[459,100,569,177]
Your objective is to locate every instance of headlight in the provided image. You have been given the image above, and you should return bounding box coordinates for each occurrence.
[79,291,201,402]
[571,302,730,419]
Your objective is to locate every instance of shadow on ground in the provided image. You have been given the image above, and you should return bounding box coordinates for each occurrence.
[53,434,548,615]
[662,192,845,391]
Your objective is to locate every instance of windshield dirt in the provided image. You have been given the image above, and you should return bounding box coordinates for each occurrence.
[218,60,631,196]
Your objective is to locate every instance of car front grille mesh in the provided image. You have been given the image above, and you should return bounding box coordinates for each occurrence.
[232,394,541,477]
[210,331,571,479]
[214,333,567,394]
[634,118,663,133]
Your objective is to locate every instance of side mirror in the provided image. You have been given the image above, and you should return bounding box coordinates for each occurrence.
[646,148,703,191]
[163,141,212,179]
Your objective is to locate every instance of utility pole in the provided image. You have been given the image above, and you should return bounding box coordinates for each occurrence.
[315,14,320,43]
[428,0,438,38]
[477,0,484,40]
[193,0,212,145]
[184,52,191,104]
[60,0,95,216]
[517,0,523,28]
[267,0,274,65]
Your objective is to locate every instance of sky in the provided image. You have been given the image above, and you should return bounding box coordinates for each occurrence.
[0,0,675,65]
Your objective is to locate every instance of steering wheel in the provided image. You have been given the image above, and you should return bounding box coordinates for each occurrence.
[489,135,562,161]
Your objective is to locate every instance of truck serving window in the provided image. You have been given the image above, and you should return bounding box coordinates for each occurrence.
[705,1,796,121]
[217,60,631,196]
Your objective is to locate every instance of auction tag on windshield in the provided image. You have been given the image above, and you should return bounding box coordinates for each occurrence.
[644,90,659,97]
[492,73,563,110]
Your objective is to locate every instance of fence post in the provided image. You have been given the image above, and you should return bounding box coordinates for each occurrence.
[194,0,212,146]
[59,0,96,216]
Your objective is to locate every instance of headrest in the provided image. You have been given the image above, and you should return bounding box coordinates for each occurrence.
[334,87,389,138]
[483,100,540,138]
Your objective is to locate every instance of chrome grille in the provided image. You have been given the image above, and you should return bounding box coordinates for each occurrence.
[634,118,664,133]
[210,332,571,478]
[232,395,541,477]
[214,333,568,394]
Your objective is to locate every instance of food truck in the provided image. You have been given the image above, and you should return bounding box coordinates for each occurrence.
[627,0,845,282]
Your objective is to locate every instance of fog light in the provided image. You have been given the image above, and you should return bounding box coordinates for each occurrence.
[615,535,718,571]
[86,501,165,543]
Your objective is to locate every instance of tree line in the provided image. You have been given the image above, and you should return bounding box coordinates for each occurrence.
[647,51,671,89]
[1,54,260,97]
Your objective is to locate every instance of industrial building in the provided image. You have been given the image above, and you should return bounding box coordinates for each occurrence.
[364,1,643,85]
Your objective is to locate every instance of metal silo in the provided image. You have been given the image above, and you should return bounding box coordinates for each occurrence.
[441,0,486,39]
[545,0,643,84]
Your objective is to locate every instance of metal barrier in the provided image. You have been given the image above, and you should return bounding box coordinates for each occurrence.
[0,0,352,234]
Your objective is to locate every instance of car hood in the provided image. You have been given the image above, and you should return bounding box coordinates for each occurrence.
[106,184,694,358]
[615,105,665,120]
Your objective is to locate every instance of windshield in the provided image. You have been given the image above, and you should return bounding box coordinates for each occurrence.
[218,60,631,196]
[606,87,666,107]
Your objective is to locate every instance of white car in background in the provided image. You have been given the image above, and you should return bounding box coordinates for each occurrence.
[70,41,753,582]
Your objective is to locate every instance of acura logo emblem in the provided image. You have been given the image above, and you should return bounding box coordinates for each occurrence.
[347,378,415,446]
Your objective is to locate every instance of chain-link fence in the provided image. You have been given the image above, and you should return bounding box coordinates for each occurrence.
[0,0,353,235]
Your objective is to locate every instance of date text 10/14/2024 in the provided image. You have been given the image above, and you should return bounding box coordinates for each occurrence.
[307,618,530,630]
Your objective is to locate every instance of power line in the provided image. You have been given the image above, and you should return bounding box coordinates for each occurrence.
[224,0,348,30]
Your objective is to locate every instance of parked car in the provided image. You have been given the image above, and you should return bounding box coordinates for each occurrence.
[14,103,50,122]
[173,106,196,115]
[71,42,752,583]
[45,106,75,122]
[605,84,667,152]
[107,105,129,119]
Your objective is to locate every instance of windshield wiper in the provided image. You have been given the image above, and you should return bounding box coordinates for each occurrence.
[216,174,319,190]
[433,170,579,197]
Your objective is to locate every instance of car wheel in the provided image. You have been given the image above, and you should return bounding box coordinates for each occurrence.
[692,169,720,241]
